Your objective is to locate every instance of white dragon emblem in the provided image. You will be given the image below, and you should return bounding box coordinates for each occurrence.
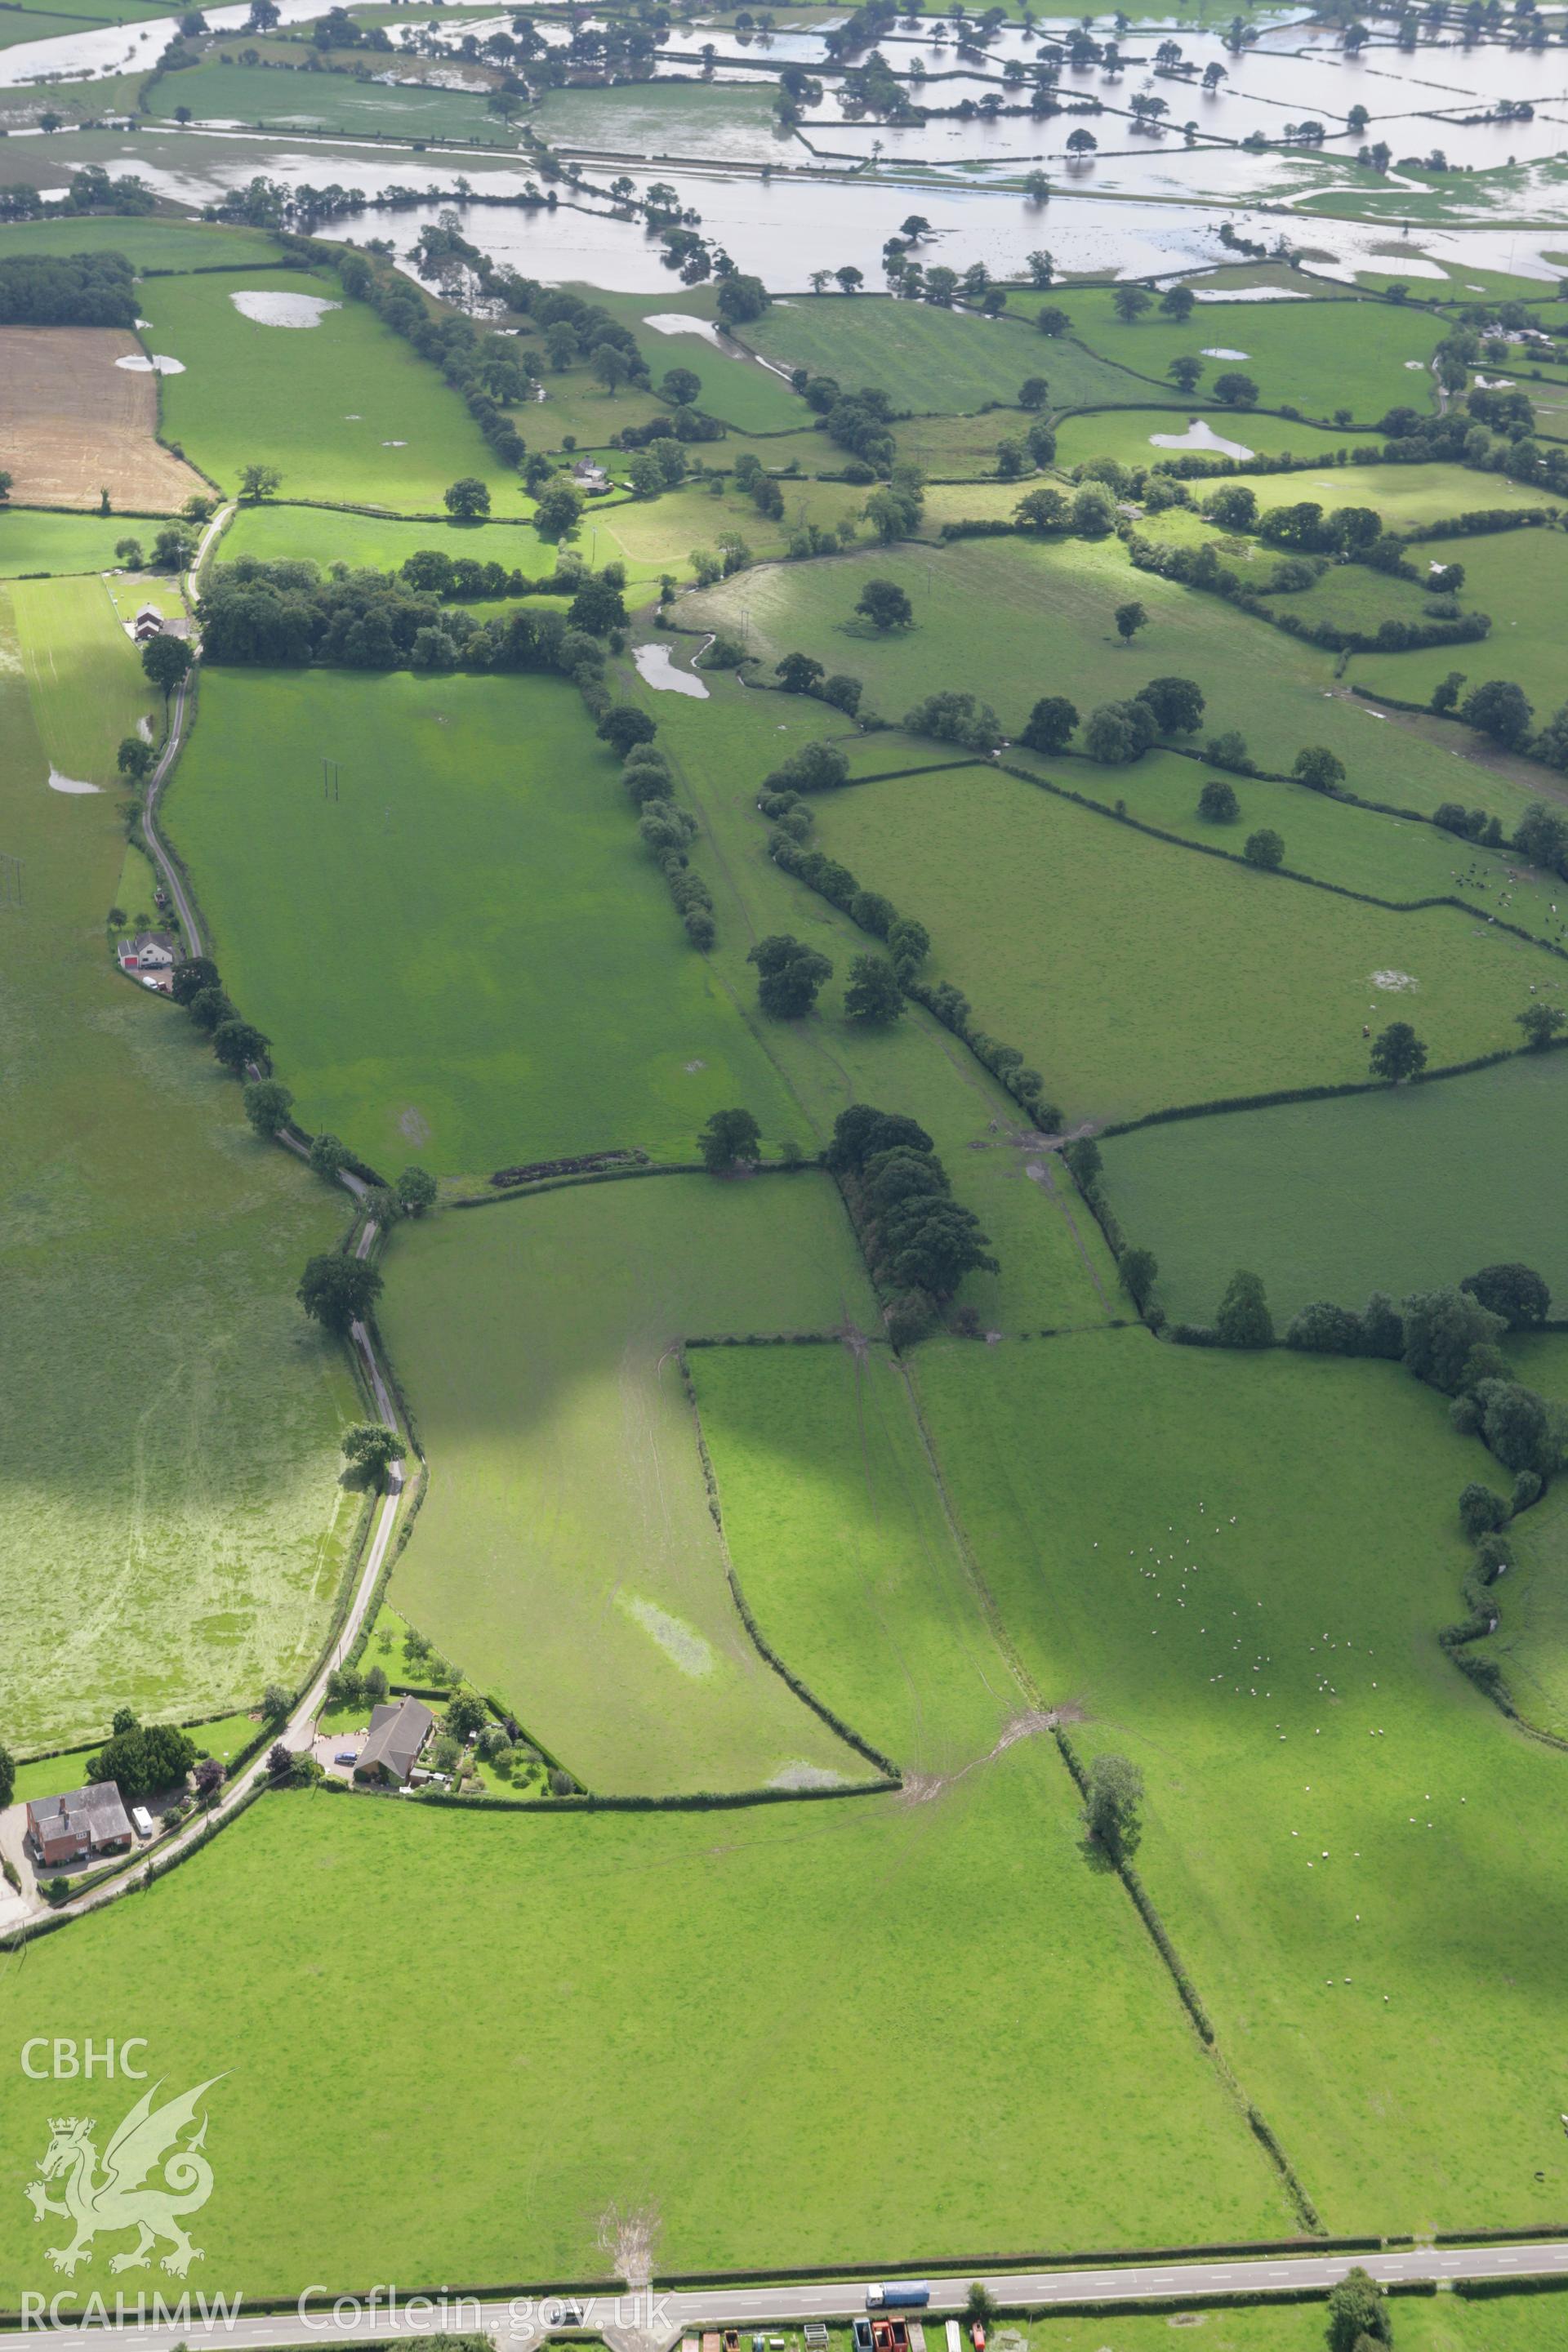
[24,2077,224,2277]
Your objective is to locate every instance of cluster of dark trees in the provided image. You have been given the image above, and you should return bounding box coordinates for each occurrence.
[202,557,621,678]
[0,249,137,327]
[796,376,899,474]
[827,1104,997,1334]
[898,674,1205,768]
[88,1709,198,1803]
[0,166,157,225]
[618,735,715,949]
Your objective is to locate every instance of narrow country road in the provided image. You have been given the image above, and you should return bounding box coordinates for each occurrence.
[3,2237,1568,2352]
[2,513,408,1939]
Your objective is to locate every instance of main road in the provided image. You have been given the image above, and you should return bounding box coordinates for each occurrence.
[3,2240,1567,2352]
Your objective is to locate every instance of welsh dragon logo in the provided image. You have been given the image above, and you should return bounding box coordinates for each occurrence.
[25,2077,224,2278]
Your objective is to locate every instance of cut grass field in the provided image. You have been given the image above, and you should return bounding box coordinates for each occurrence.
[742,294,1156,415]
[1097,1049,1568,1328]
[916,1329,1568,2231]
[674,532,1547,827]
[816,762,1547,1125]
[148,58,520,144]
[0,1748,1293,2292]
[0,580,358,1757]
[1032,288,1443,425]
[137,267,518,511]
[166,668,793,1176]
[11,572,158,787]
[0,510,155,579]
[380,1174,880,1794]
[1351,524,1568,720]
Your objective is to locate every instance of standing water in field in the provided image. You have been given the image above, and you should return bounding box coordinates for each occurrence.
[633,644,710,699]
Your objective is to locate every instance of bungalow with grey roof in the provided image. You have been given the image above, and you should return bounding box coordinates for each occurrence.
[354,1696,434,1788]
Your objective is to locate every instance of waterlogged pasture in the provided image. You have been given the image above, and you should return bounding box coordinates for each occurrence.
[137,268,516,510]
[167,668,790,1175]
[380,1173,880,1795]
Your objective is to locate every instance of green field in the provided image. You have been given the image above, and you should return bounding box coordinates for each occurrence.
[693,1341,1007,1771]
[817,763,1544,1125]
[916,1330,1568,2230]
[1031,287,1443,424]
[743,295,1155,415]
[1052,408,1379,473]
[1010,742,1568,946]
[149,57,519,143]
[0,214,279,268]
[676,532,1546,828]
[381,1175,876,1794]
[0,580,358,1757]
[1098,1049,1568,1327]
[137,267,518,511]
[0,1749,1294,2290]
[1351,524,1568,721]
[623,676,1122,1334]
[601,472,867,581]
[11,572,158,787]
[220,501,546,574]
[565,286,805,434]
[166,667,791,1176]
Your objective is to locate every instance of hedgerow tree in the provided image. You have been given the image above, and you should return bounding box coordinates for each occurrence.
[1019,694,1078,753]
[396,1165,438,1215]
[341,1423,403,1486]
[141,633,191,702]
[747,933,832,1018]
[297,1252,383,1335]
[243,1079,293,1137]
[238,461,281,501]
[1401,1286,1505,1395]
[1245,827,1283,869]
[1198,777,1239,822]
[1370,1021,1426,1084]
[1459,1481,1510,1539]
[1216,1269,1273,1348]
[1326,2268,1389,2352]
[844,954,904,1022]
[212,1018,268,1074]
[1294,746,1347,794]
[1083,1752,1143,1860]
[1136,675,1204,733]
[699,1106,763,1174]
[1462,1263,1551,1328]
[117,735,155,783]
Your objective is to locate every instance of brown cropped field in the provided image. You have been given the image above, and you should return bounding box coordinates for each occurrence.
[0,327,201,510]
